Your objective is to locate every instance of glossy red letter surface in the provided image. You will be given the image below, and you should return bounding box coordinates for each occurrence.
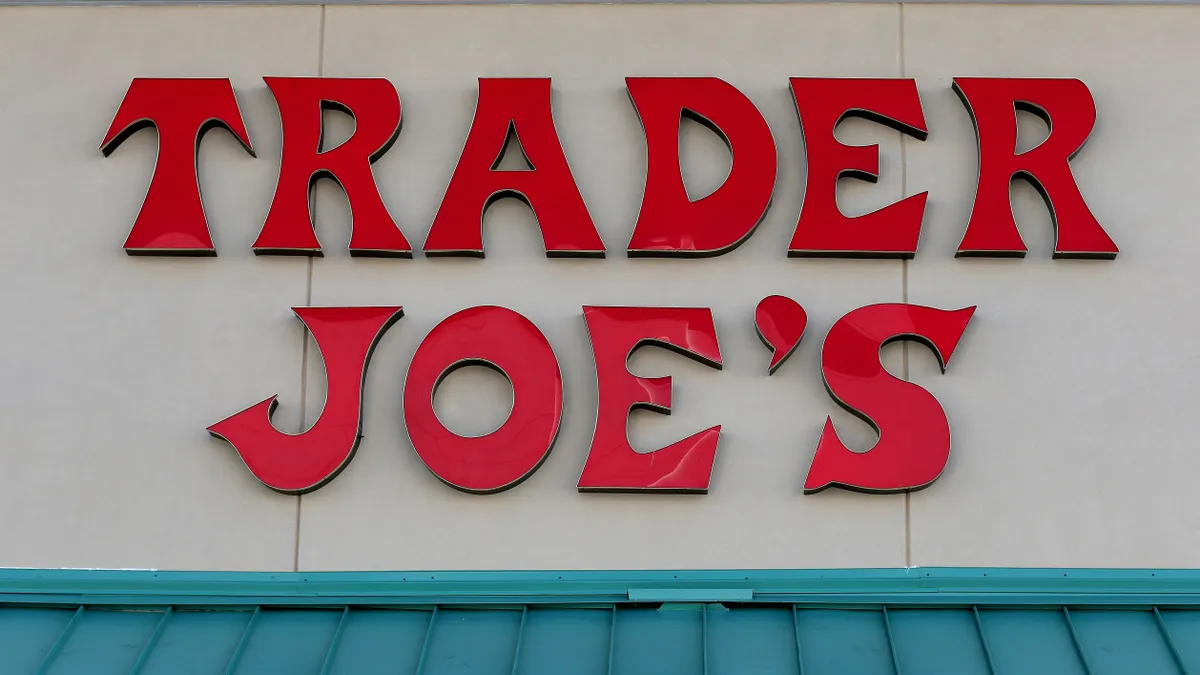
[789,78,928,258]
[626,77,777,257]
[755,295,808,375]
[101,78,254,255]
[804,303,974,494]
[253,78,411,256]
[208,306,403,494]
[578,306,723,493]
[404,306,563,493]
[953,77,1118,259]
[423,78,605,257]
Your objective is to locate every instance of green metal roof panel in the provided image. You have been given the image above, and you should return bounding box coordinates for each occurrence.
[5,569,1200,675]
[5,604,1200,674]
[1164,610,1200,673]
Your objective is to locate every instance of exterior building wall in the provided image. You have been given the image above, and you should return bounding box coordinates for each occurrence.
[0,2,1194,572]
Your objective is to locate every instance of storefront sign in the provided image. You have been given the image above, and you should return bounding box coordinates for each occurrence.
[103,76,1117,497]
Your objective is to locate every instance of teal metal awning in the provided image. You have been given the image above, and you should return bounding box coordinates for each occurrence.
[3,568,1200,674]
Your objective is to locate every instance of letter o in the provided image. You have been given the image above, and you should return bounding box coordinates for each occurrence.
[403,305,563,493]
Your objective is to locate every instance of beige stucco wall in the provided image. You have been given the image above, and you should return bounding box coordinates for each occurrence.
[0,3,1195,571]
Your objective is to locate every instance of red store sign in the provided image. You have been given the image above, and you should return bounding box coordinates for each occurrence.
[103,75,1118,497]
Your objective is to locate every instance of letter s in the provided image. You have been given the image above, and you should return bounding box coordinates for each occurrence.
[804,303,975,494]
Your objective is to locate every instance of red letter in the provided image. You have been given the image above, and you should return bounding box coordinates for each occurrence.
[789,78,928,258]
[403,306,563,493]
[755,295,808,375]
[953,77,1118,259]
[804,303,975,494]
[578,306,723,493]
[626,77,777,257]
[252,77,411,256]
[208,306,403,494]
[423,78,606,257]
[101,78,254,255]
